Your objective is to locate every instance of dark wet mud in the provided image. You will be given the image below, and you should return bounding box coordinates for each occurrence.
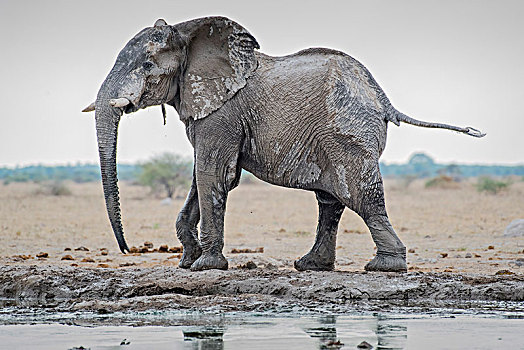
[1,265,523,315]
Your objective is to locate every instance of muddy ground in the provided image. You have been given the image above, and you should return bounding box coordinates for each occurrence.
[0,179,523,313]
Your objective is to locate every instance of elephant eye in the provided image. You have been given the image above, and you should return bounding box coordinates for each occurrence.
[142,61,154,70]
[151,31,163,42]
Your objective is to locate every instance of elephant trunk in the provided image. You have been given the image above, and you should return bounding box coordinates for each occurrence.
[95,72,130,253]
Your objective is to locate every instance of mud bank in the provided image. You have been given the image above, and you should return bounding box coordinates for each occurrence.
[1,265,523,314]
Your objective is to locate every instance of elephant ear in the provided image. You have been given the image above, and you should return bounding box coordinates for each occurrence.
[176,17,259,121]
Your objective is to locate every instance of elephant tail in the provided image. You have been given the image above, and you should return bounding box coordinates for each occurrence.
[386,106,485,138]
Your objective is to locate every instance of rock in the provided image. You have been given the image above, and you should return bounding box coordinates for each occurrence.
[61,255,74,261]
[239,261,257,269]
[160,197,172,206]
[75,246,89,251]
[495,269,514,275]
[488,245,495,250]
[357,340,373,349]
[81,258,95,263]
[36,252,48,258]
[231,247,264,254]
[408,248,416,253]
[158,244,169,252]
[100,250,108,256]
[143,241,154,249]
[97,263,110,268]
[64,247,71,251]
[464,253,472,258]
[120,339,131,345]
[474,253,481,258]
[504,219,524,237]
[129,246,139,253]
[169,246,183,253]
[440,253,448,258]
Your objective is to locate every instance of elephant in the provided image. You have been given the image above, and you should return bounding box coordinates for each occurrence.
[83,17,484,272]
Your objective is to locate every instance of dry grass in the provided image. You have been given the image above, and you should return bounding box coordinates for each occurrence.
[1,178,523,274]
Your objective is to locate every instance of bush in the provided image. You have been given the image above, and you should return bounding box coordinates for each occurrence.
[475,176,510,194]
[425,175,459,189]
[138,153,192,198]
[33,181,72,196]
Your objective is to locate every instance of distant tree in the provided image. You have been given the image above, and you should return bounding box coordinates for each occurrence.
[138,153,192,198]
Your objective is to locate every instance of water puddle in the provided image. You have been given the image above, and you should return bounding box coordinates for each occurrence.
[0,309,523,349]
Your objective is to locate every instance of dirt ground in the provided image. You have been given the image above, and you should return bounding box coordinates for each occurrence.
[1,178,523,275]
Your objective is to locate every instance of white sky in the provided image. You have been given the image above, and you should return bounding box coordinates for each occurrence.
[0,0,523,167]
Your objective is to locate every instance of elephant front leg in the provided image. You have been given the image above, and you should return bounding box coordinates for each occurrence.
[190,171,230,271]
[176,174,202,269]
[294,191,345,271]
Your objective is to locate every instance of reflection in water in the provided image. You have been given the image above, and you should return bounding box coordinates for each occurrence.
[183,326,225,350]
[303,315,343,349]
[375,315,407,349]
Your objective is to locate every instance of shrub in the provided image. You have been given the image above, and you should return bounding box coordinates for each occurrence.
[475,176,510,194]
[33,181,72,196]
[138,153,192,198]
[425,175,459,189]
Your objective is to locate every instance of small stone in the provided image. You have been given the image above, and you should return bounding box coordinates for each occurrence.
[158,244,169,252]
[120,338,131,345]
[129,246,139,253]
[119,262,136,267]
[100,250,108,256]
[474,253,481,258]
[81,258,95,263]
[408,248,416,253]
[61,255,74,261]
[440,253,448,258]
[70,263,78,267]
[240,261,257,269]
[139,246,149,253]
[143,241,154,249]
[264,263,278,270]
[488,245,495,250]
[357,340,373,349]
[97,263,109,268]
[278,228,286,233]
[64,247,71,251]
[167,254,182,259]
[74,246,89,251]
[36,252,48,258]
[454,254,463,258]
[495,269,514,275]
[169,246,183,253]
[424,235,431,239]
[464,253,472,258]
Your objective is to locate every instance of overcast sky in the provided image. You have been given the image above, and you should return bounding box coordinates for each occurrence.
[0,0,522,167]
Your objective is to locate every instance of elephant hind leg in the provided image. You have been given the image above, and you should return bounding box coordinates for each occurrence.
[334,162,407,272]
[294,191,345,271]
[359,179,406,272]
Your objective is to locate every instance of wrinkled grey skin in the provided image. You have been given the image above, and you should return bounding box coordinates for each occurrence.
[86,17,484,272]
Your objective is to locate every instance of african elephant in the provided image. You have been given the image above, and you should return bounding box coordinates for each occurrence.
[83,17,484,272]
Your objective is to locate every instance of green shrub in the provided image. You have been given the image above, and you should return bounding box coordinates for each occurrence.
[138,153,192,198]
[475,176,510,194]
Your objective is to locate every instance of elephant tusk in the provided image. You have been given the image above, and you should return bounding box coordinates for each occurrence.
[82,102,96,112]
[109,98,130,108]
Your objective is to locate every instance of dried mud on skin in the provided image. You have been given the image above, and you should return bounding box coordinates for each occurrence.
[1,265,523,314]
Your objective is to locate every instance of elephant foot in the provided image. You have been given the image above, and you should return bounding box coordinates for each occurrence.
[364,251,407,272]
[294,252,335,271]
[178,245,202,269]
[190,253,228,271]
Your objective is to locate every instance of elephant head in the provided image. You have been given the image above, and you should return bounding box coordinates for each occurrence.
[83,17,259,252]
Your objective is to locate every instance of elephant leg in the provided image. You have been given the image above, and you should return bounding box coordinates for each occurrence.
[294,191,345,271]
[175,172,202,269]
[189,151,240,271]
[359,179,407,272]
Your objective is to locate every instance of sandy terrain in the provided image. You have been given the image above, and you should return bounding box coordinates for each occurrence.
[1,178,523,274]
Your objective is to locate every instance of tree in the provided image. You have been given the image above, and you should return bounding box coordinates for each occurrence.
[138,153,192,198]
